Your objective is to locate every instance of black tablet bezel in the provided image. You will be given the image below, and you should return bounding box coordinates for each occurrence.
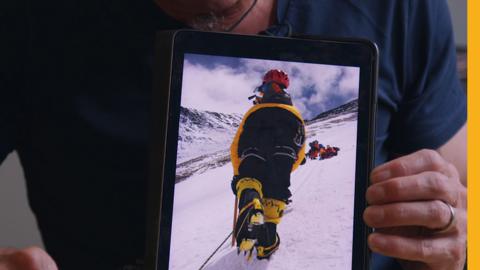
[147,30,378,270]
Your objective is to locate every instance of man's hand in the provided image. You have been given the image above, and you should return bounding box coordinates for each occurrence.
[364,149,467,270]
[0,247,57,270]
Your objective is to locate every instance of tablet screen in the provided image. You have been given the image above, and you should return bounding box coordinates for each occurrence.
[168,53,360,270]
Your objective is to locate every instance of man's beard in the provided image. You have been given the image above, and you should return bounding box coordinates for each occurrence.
[190,12,224,31]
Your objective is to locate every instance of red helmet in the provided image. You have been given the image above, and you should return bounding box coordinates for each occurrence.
[263,69,289,88]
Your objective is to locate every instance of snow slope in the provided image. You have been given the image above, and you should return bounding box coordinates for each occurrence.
[168,112,358,270]
[177,107,242,164]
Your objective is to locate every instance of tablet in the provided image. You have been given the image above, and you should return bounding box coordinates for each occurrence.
[147,30,377,270]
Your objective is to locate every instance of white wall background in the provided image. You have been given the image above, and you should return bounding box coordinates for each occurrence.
[0,153,44,247]
[0,0,467,250]
[448,0,467,46]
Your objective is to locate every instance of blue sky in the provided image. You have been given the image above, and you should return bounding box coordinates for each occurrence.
[181,53,359,120]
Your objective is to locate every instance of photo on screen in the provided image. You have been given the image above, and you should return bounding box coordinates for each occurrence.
[168,53,360,270]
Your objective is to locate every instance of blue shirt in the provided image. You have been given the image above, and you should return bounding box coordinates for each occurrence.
[0,0,466,269]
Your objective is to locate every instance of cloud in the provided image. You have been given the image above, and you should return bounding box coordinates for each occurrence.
[181,61,257,114]
[181,54,360,118]
[240,59,360,119]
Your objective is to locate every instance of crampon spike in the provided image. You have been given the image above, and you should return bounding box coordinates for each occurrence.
[247,249,254,261]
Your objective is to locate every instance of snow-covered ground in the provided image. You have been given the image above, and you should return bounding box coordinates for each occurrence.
[168,112,358,270]
[177,107,242,163]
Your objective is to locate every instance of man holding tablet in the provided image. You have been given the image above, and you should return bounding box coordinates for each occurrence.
[0,0,466,270]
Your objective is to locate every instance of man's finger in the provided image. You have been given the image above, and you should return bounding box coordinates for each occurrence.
[364,201,454,229]
[368,232,466,264]
[366,171,460,206]
[371,149,449,183]
[0,247,58,270]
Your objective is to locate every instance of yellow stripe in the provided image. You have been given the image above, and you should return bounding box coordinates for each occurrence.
[256,235,279,257]
[263,198,286,224]
[235,177,263,199]
[468,0,479,268]
[230,103,306,175]
[238,201,255,217]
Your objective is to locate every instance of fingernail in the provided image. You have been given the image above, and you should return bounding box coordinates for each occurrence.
[371,170,391,183]
[369,234,387,250]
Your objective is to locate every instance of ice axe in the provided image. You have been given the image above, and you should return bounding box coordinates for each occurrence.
[232,196,238,247]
